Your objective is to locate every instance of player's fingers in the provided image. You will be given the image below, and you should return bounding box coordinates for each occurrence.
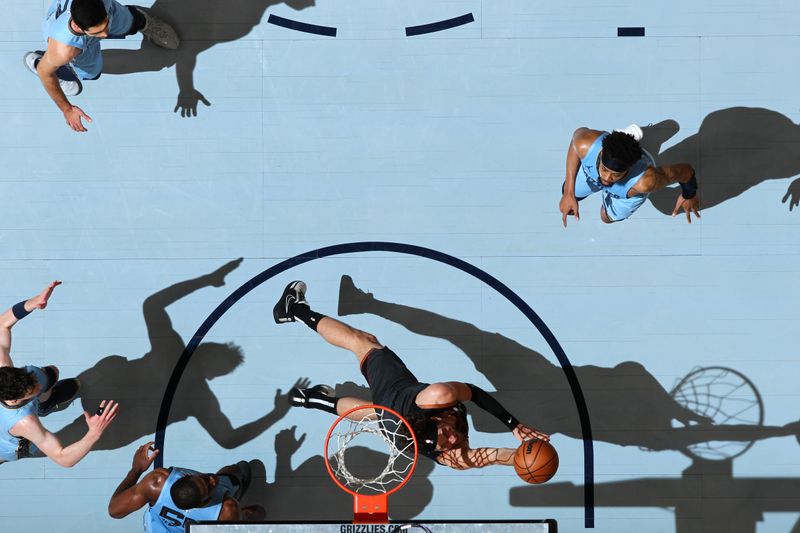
[103,401,119,419]
[562,211,568,227]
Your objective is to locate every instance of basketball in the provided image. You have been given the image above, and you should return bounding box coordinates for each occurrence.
[513,439,559,484]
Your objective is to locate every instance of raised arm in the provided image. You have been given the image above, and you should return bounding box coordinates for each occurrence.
[143,259,242,352]
[108,442,164,518]
[195,386,292,449]
[0,281,62,368]
[37,40,92,132]
[635,164,700,223]
[13,400,118,467]
[416,382,548,441]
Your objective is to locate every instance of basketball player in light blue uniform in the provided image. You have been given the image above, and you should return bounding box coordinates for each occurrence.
[109,442,266,531]
[0,365,57,462]
[23,0,179,132]
[560,126,700,225]
[0,281,118,466]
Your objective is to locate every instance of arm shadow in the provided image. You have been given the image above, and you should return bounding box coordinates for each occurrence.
[102,0,316,117]
[642,107,800,214]
[55,260,288,451]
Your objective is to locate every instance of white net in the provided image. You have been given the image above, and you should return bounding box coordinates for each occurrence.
[327,407,417,495]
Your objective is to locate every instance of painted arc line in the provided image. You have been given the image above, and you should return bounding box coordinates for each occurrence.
[406,13,475,36]
[153,241,595,528]
[268,14,337,37]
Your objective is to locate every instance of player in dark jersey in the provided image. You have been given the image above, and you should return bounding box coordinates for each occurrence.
[274,281,548,470]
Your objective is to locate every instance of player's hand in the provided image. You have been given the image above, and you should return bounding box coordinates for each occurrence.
[84,400,119,436]
[32,281,62,310]
[174,89,211,118]
[275,425,306,456]
[672,195,701,223]
[782,178,800,212]
[63,105,92,132]
[132,441,159,472]
[276,377,311,409]
[559,194,580,227]
[513,423,549,443]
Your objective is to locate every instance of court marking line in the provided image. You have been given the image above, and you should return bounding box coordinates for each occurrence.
[154,241,595,528]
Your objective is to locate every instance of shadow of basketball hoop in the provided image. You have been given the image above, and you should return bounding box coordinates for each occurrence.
[667,366,764,462]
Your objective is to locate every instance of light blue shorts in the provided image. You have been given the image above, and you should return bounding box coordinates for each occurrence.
[573,151,655,222]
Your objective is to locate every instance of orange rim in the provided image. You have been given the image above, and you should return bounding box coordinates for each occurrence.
[323,403,419,497]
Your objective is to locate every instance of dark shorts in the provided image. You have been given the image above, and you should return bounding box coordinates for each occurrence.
[41,366,58,393]
[360,347,427,419]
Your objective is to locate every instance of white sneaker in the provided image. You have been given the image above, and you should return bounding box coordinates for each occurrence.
[135,7,180,49]
[23,51,83,97]
[615,124,644,142]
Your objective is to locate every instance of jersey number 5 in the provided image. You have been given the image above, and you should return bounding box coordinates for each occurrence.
[159,506,186,527]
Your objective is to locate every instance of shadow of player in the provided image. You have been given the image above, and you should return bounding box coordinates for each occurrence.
[103,0,315,117]
[337,275,799,452]
[510,457,800,533]
[241,426,434,521]
[640,108,800,214]
[56,259,296,450]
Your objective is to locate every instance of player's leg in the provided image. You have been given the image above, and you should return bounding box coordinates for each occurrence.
[121,5,180,49]
[288,384,374,419]
[216,461,252,499]
[36,366,60,403]
[274,281,382,363]
[37,366,80,417]
[23,50,85,96]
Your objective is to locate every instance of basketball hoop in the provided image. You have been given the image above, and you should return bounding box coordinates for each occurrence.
[324,404,418,524]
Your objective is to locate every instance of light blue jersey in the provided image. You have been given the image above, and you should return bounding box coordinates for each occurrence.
[42,0,133,79]
[0,366,49,462]
[144,467,235,533]
[574,132,656,221]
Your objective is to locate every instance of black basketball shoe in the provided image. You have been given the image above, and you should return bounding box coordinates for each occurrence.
[38,378,81,417]
[273,280,307,323]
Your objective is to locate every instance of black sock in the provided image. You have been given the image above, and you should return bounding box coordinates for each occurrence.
[126,6,147,34]
[290,302,325,331]
[303,389,339,415]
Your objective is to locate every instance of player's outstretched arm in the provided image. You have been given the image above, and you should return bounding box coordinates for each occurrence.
[109,442,164,518]
[0,281,62,367]
[426,382,549,442]
[636,164,700,223]
[16,400,118,467]
[437,446,517,470]
[37,42,91,132]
